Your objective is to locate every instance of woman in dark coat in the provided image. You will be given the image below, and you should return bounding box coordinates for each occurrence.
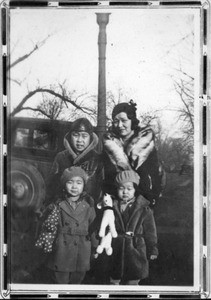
[103,100,163,207]
[110,170,158,285]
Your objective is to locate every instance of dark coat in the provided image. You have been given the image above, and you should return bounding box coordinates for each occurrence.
[47,193,97,272]
[103,127,163,206]
[110,195,158,281]
[46,132,104,204]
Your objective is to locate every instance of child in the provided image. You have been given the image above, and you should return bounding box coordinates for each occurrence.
[36,166,97,284]
[109,170,158,285]
[46,118,104,205]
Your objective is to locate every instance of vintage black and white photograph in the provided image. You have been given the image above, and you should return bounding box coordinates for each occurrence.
[2,2,206,295]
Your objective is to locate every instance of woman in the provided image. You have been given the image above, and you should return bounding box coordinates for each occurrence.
[102,100,162,207]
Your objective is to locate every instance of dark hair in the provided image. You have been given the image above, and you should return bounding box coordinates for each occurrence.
[112,100,139,133]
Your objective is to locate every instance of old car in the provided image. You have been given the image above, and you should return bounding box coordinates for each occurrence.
[8,117,75,282]
[8,116,73,212]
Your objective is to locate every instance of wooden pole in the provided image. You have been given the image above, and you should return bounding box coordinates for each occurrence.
[96,13,110,139]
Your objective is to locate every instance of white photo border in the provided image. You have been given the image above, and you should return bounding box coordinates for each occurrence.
[1,0,211,298]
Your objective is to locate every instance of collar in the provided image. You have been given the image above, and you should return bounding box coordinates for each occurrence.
[65,196,81,210]
[63,132,99,163]
[114,194,150,210]
[119,197,136,212]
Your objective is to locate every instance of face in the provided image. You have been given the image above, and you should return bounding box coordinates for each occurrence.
[113,112,132,137]
[117,182,136,202]
[70,131,91,153]
[65,176,84,200]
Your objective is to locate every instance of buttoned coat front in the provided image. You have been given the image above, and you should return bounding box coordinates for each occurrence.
[110,195,158,281]
[47,193,96,272]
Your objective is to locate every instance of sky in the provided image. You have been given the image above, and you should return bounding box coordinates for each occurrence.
[9,7,200,136]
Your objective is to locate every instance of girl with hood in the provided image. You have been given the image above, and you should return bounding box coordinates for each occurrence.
[46,118,103,204]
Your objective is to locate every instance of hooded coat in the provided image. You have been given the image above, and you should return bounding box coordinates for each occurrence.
[103,126,163,206]
[47,192,97,272]
[110,195,158,281]
[46,131,103,204]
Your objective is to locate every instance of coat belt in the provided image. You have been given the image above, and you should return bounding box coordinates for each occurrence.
[58,228,88,236]
[119,231,144,238]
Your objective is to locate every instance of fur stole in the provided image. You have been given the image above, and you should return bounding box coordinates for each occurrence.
[126,127,154,169]
[103,133,132,171]
[103,127,154,171]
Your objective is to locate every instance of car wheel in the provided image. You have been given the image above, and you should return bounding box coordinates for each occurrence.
[9,160,46,211]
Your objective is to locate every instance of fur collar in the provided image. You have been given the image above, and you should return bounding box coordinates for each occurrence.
[103,127,154,171]
[113,194,150,210]
[63,132,99,164]
[125,127,154,169]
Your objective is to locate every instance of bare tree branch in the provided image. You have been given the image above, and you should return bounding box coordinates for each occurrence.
[10,88,95,117]
[20,107,54,119]
[8,35,51,70]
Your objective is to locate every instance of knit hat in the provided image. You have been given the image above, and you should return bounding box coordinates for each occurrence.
[115,170,140,186]
[70,118,93,135]
[60,166,88,186]
[112,100,137,120]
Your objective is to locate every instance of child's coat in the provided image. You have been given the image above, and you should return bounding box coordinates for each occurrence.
[110,195,158,281]
[47,193,97,273]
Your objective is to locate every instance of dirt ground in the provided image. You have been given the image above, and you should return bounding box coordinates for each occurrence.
[10,172,194,286]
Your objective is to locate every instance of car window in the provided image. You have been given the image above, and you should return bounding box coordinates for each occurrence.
[14,127,57,151]
[33,129,51,150]
[14,128,30,147]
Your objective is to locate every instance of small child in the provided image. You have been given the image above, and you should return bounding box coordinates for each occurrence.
[109,170,158,285]
[36,166,97,284]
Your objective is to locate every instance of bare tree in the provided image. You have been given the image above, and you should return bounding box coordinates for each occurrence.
[10,85,97,121]
[9,34,98,121]
[170,66,194,143]
[163,20,194,158]
[35,95,65,120]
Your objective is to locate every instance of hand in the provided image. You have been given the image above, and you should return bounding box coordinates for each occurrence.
[93,253,99,259]
[150,255,157,260]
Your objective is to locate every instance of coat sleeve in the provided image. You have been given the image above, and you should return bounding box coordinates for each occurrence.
[35,203,60,253]
[101,151,119,196]
[88,200,99,249]
[137,148,162,206]
[91,155,105,203]
[143,207,158,257]
[147,148,163,201]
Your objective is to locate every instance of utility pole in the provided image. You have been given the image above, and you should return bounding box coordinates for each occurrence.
[96,13,110,139]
